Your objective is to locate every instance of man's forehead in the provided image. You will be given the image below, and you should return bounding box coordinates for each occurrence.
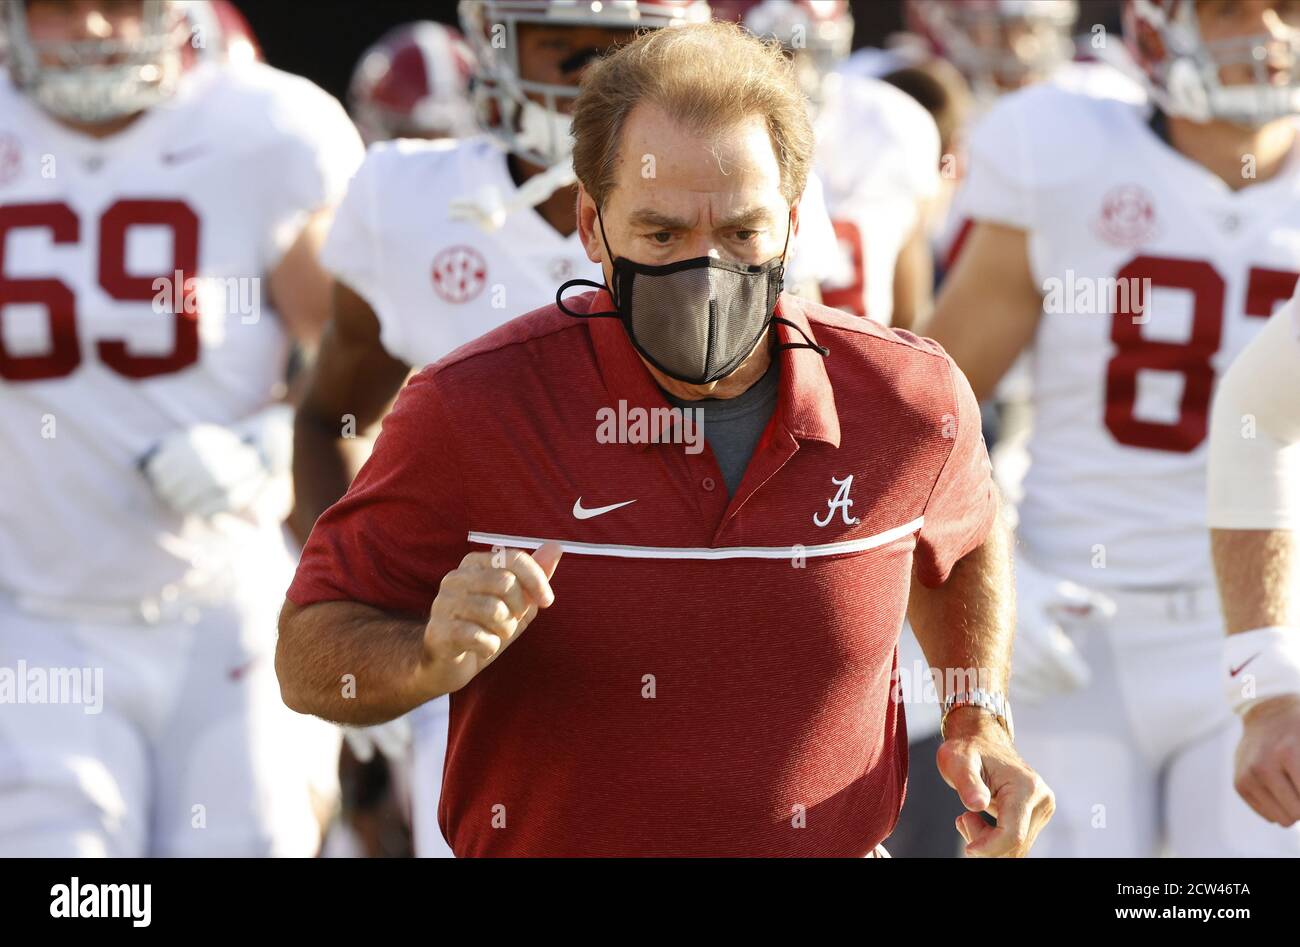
[611,104,783,201]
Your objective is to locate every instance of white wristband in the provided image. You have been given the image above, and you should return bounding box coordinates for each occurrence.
[1223,627,1300,715]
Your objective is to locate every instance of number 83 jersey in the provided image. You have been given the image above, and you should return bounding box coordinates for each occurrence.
[0,62,363,604]
[963,82,1300,589]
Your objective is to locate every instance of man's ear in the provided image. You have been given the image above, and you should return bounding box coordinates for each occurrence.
[576,184,604,265]
[789,197,801,240]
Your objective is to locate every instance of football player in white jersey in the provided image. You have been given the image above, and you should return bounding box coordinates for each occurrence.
[928,0,1300,856]
[0,0,363,856]
[294,0,728,859]
[1208,290,1300,829]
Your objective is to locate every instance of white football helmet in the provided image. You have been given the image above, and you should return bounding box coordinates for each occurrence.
[457,0,711,169]
[1125,0,1300,126]
[906,0,1078,96]
[348,21,478,144]
[712,0,854,108]
[3,0,193,125]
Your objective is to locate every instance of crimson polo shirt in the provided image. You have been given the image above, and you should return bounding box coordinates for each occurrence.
[288,289,996,857]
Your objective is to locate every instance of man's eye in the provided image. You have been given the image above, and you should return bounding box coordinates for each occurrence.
[733,230,758,242]
[650,232,674,244]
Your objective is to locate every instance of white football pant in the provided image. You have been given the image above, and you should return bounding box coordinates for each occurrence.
[0,553,339,857]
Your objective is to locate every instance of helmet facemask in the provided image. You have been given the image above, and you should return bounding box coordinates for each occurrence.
[1139,0,1300,127]
[910,0,1078,101]
[735,1,855,114]
[457,0,710,168]
[5,0,190,126]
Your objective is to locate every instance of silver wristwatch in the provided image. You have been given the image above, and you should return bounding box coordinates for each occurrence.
[940,689,1014,742]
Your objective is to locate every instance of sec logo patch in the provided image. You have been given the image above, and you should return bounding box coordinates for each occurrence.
[431,245,487,303]
[1093,184,1158,248]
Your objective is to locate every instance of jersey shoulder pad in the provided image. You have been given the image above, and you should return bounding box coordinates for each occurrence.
[194,62,354,150]
[351,134,494,216]
[968,82,1140,191]
[1050,60,1148,104]
[819,74,940,200]
[835,74,939,147]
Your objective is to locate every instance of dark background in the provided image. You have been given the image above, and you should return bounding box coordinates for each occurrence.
[232,0,1124,104]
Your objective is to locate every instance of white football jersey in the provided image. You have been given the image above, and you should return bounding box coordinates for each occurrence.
[0,62,363,603]
[813,74,941,324]
[963,83,1300,588]
[322,135,599,369]
[938,61,1148,272]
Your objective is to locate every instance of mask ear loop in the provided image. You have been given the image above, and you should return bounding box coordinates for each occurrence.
[555,201,622,319]
[770,212,830,358]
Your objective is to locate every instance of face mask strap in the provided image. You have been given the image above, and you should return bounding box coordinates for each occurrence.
[772,316,829,358]
[555,201,623,319]
[770,211,827,359]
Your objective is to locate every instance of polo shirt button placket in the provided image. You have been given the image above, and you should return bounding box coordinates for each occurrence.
[701,476,716,492]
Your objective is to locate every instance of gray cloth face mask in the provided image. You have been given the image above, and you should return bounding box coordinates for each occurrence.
[556,208,826,385]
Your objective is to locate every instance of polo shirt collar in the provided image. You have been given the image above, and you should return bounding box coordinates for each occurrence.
[581,289,841,451]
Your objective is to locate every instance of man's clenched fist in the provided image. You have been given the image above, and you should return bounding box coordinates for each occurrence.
[1234,694,1300,827]
[939,709,1055,857]
[423,542,563,695]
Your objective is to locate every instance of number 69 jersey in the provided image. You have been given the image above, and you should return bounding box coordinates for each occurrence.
[963,83,1300,588]
[0,62,363,604]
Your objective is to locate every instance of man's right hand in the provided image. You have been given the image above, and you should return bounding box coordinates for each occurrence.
[423,542,564,695]
[1234,694,1300,827]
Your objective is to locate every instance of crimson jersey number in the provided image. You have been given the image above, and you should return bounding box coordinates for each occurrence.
[820,219,867,317]
[1105,255,1296,453]
[0,199,200,382]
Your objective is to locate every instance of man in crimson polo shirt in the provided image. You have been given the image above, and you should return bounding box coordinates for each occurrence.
[277,21,1055,857]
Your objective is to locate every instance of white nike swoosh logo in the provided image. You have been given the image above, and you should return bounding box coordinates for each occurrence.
[572,497,637,520]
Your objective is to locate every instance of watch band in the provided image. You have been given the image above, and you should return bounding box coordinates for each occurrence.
[940,688,1015,742]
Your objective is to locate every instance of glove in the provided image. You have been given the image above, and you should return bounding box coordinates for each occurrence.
[141,404,293,519]
[342,716,413,764]
[1011,554,1116,704]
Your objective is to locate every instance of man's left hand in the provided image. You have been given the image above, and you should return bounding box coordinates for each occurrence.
[937,708,1054,857]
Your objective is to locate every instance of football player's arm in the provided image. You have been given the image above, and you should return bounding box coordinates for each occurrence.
[1211,528,1300,826]
[924,221,1042,401]
[267,207,338,348]
[889,213,933,332]
[140,204,347,522]
[1208,304,1300,826]
[289,280,410,541]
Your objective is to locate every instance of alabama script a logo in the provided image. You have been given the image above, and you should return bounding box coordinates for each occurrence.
[813,474,860,528]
